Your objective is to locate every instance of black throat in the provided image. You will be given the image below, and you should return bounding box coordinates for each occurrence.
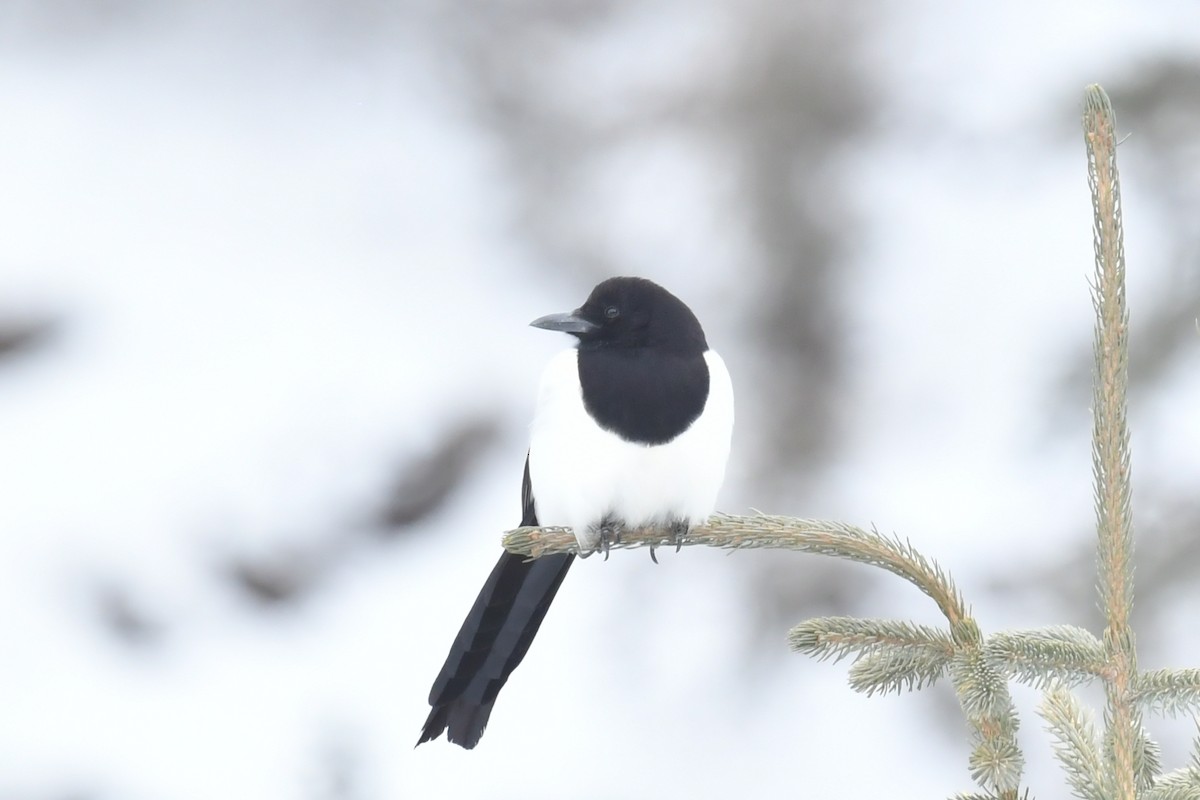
[576,348,710,446]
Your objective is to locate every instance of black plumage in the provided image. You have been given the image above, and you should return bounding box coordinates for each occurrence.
[418,458,573,748]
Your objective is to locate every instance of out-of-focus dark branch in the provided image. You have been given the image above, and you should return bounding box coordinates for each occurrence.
[0,316,57,365]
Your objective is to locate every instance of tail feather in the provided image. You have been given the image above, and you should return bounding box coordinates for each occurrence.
[418,454,574,749]
[418,551,574,748]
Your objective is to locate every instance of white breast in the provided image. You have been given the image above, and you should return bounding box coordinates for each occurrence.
[527,348,734,550]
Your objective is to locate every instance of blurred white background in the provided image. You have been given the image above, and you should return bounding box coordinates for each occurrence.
[2,1,1199,798]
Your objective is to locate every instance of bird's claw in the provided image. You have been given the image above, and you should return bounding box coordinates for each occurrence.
[589,520,686,562]
[648,520,689,564]
[671,520,689,553]
[597,521,624,561]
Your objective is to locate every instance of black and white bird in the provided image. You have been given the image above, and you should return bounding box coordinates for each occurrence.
[417,276,734,749]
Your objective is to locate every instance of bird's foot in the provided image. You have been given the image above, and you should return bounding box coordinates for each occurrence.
[670,519,689,553]
[648,520,689,564]
[596,520,624,561]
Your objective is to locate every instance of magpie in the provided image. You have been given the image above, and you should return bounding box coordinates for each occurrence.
[417,276,734,749]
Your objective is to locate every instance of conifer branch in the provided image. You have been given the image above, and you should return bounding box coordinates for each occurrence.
[950,649,1024,796]
[503,514,969,630]
[1131,670,1200,717]
[1142,771,1200,800]
[1083,82,1139,800]
[985,627,1107,689]
[952,649,1018,723]
[1138,731,1164,790]
[1040,686,1108,800]
[789,617,956,697]
[847,648,948,696]
[967,733,1025,800]
[788,617,954,664]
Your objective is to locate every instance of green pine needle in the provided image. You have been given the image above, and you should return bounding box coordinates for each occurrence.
[1040,686,1108,800]
[985,627,1107,689]
[1131,670,1200,717]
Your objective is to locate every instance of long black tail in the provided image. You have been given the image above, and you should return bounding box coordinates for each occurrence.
[417,457,574,749]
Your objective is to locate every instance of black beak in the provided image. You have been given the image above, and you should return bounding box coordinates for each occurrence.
[529,310,598,334]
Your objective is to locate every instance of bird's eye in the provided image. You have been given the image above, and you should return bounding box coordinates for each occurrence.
[604,306,620,319]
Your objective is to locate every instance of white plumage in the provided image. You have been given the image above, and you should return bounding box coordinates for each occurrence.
[528,348,734,550]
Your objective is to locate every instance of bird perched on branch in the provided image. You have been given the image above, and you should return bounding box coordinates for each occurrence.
[417,276,734,749]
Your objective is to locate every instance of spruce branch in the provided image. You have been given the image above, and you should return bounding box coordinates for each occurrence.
[847,648,948,696]
[1105,725,1164,792]
[951,649,1024,796]
[1143,771,1200,800]
[952,649,1020,723]
[503,514,969,631]
[788,617,954,664]
[1040,686,1109,800]
[1083,82,1140,800]
[789,618,955,697]
[1131,670,1200,717]
[1139,731,1164,790]
[1153,726,1200,800]
[968,733,1025,799]
[985,627,1107,689]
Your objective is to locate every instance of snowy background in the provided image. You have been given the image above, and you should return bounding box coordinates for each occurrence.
[3,1,1200,798]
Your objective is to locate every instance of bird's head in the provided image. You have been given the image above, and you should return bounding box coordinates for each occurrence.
[530,277,707,355]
